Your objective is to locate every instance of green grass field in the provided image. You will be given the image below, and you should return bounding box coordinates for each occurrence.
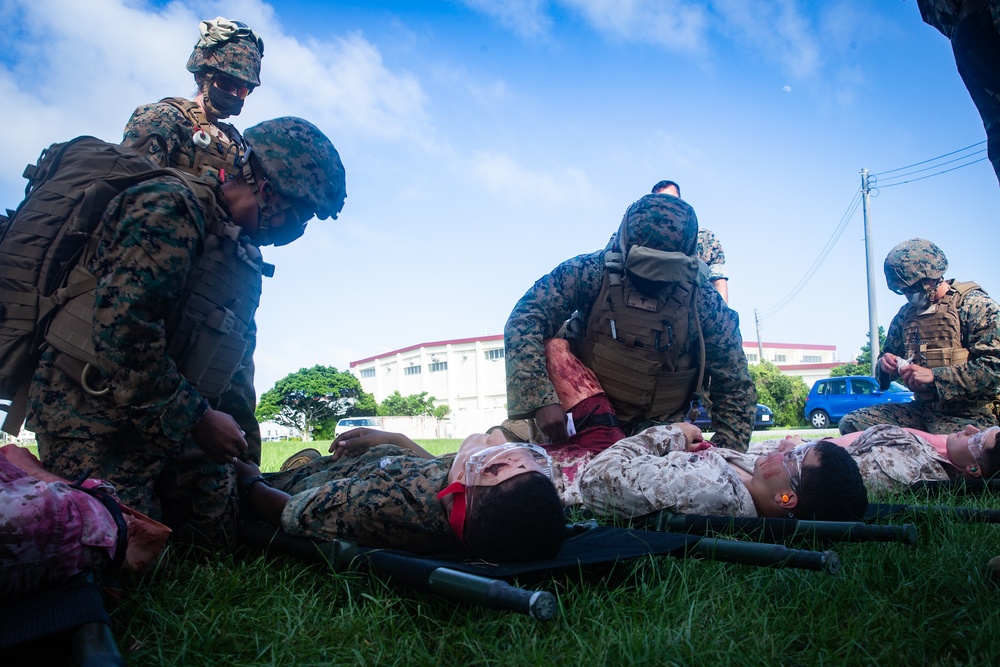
[15,433,1000,664]
[95,433,1000,665]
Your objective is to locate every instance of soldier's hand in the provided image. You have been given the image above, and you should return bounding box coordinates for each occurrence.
[534,404,569,443]
[675,422,708,451]
[879,353,900,374]
[331,427,388,460]
[330,429,429,460]
[899,363,935,390]
[191,408,248,464]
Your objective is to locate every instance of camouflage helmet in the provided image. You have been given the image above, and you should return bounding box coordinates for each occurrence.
[884,238,948,293]
[617,194,699,256]
[243,117,347,221]
[186,17,263,87]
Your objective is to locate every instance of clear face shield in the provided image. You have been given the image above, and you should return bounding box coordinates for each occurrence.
[437,442,554,543]
[463,443,554,513]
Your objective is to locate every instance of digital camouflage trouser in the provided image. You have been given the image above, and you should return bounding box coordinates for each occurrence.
[838,400,998,436]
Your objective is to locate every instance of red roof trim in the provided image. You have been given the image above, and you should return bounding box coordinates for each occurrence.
[743,341,836,351]
[350,335,505,367]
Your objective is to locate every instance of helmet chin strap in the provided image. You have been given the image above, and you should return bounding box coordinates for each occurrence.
[240,156,279,246]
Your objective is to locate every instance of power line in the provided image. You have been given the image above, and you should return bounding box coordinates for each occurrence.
[870,140,986,177]
[874,156,988,188]
[873,147,986,183]
[757,188,862,320]
[756,140,986,321]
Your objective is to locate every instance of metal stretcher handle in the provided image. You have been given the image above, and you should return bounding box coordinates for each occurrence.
[691,537,841,574]
[654,512,917,545]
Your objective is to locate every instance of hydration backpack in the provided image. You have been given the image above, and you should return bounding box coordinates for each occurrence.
[0,136,180,434]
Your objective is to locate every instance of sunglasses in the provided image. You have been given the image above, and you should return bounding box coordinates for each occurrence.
[214,73,252,99]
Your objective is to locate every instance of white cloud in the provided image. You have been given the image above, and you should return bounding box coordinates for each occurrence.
[253,30,428,141]
[470,152,591,203]
[457,0,553,39]
[562,0,710,52]
[711,0,821,79]
[0,0,431,172]
[462,0,823,79]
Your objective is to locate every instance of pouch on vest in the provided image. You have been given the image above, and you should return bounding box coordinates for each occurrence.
[164,224,264,399]
[151,98,247,178]
[626,247,699,284]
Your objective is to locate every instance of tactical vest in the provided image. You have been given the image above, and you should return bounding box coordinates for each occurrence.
[579,247,705,424]
[156,97,246,178]
[43,197,269,402]
[901,280,980,401]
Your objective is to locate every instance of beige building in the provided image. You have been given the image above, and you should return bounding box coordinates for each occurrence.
[743,341,841,387]
[350,335,508,436]
[350,335,842,434]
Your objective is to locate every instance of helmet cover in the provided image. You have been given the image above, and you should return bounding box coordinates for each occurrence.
[186,17,263,87]
[617,194,699,256]
[883,238,948,293]
[243,117,347,221]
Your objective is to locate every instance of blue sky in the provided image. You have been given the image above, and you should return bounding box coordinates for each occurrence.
[1,0,997,398]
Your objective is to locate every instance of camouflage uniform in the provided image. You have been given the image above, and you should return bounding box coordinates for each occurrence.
[507,195,755,449]
[122,100,246,178]
[263,444,463,555]
[840,281,1000,434]
[577,424,757,519]
[24,117,344,551]
[697,228,728,284]
[749,424,955,498]
[917,0,1000,184]
[122,17,263,179]
[26,176,256,548]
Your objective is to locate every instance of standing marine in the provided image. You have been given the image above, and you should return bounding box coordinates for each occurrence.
[840,238,1000,434]
[122,16,264,179]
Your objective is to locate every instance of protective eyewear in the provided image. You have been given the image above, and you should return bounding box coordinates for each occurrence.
[892,277,939,297]
[230,20,265,56]
[265,189,312,243]
[214,73,252,99]
[968,426,999,466]
[780,442,816,495]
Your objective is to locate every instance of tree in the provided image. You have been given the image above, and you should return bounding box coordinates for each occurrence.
[377,391,440,417]
[256,365,377,441]
[749,361,809,428]
[831,327,886,377]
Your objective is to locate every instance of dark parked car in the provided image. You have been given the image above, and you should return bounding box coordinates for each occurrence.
[691,403,774,431]
[803,376,915,429]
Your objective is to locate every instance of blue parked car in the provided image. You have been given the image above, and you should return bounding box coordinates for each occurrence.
[691,403,774,431]
[803,376,915,429]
